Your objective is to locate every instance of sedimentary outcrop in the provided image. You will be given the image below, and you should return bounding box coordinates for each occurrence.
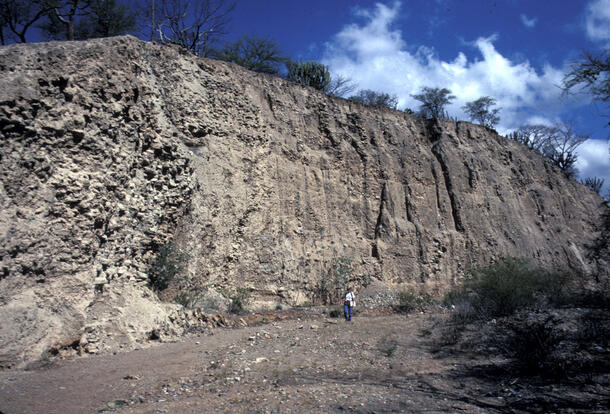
[0,36,602,367]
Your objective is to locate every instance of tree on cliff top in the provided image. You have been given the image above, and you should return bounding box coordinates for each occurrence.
[0,0,56,43]
[39,0,137,41]
[348,89,398,110]
[212,36,286,75]
[509,122,588,178]
[412,87,455,119]
[462,96,501,128]
[143,0,235,57]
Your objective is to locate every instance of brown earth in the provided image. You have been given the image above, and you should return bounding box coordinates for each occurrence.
[1,310,608,414]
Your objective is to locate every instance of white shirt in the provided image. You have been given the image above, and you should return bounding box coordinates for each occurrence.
[345,292,355,307]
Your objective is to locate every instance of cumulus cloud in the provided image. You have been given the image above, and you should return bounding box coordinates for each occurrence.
[321,1,609,193]
[585,0,610,43]
[321,2,570,131]
[576,139,610,194]
[520,14,537,28]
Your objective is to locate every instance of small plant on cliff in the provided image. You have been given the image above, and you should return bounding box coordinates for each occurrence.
[148,242,188,291]
[286,60,331,92]
[228,288,250,314]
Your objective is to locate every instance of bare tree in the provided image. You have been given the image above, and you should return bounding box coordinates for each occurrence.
[508,124,557,152]
[147,0,234,57]
[0,0,55,42]
[509,122,588,177]
[411,87,455,119]
[326,74,356,97]
[545,122,589,177]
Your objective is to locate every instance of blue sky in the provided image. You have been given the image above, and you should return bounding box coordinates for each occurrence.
[8,0,609,194]
[225,0,610,195]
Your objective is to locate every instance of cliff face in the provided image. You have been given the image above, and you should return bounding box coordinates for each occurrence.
[0,36,601,367]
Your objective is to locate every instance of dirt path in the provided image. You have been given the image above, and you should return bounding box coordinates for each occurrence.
[1,312,605,413]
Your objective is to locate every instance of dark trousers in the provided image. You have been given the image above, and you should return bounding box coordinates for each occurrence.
[344,304,352,321]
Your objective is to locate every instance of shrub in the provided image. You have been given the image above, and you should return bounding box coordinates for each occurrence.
[286,60,331,92]
[228,288,250,315]
[396,289,433,313]
[504,317,567,378]
[147,242,188,291]
[348,89,398,109]
[315,257,354,305]
[444,257,574,320]
[212,36,286,75]
[328,309,342,318]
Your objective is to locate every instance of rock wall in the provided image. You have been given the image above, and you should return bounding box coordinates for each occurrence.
[0,36,602,367]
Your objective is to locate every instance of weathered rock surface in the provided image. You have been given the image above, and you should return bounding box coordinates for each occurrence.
[0,36,602,367]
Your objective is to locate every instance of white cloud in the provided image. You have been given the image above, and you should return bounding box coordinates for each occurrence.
[585,0,610,43]
[576,139,610,194]
[321,2,571,130]
[321,1,610,194]
[520,14,537,28]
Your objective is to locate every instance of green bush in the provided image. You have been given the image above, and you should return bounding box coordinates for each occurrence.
[396,289,434,313]
[228,288,250,315]
[147,242,188,291]
[286,60,331,92]
[445,257,574,320]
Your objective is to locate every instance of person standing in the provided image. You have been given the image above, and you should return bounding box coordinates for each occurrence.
[344,287,355,321]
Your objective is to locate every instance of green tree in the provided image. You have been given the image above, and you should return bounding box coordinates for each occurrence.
[462,96,501,128]
[348,89,398,109]
[286,60,331,92]
[411,86,455,119]
[212,35,286,75]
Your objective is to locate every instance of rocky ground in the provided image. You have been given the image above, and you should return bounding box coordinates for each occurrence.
[1,308,608,414]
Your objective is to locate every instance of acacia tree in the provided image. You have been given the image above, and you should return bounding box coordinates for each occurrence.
[349,89,398,109]
[145,0,235,57]
[212,36,285,75]
[462,96,501,128]
[411,86,455,119]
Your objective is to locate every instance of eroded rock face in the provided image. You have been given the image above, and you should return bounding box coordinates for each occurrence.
[0,36,602,367]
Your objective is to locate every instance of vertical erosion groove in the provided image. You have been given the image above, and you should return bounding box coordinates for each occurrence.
[374,182,388,240]
[427,120,465,233]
